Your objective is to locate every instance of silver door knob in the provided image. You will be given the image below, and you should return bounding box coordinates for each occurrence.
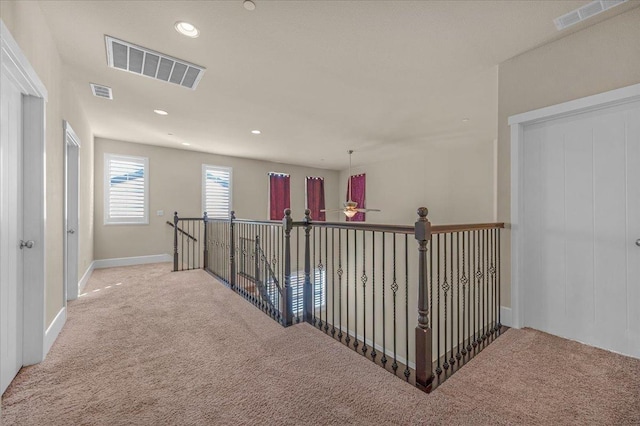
[20,240,35,249]
[636,239,640,247]
[67,229,75,234]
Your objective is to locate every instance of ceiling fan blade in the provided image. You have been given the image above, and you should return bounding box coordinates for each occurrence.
[321,208,345,213]
[356,208,381,212]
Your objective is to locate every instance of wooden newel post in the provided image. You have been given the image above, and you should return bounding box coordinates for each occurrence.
[173,211,179,272]
[303,209,313,324]
[414,206,434,392]
[230,211,236,289]
[203,212,209,270]
[282,209,294,326]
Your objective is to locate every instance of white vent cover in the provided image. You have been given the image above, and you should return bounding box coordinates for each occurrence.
[105,36,205,90]
[90,83,113,99]
[554,0,628,30]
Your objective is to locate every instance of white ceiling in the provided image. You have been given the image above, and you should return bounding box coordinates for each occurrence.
[39,0,639,170]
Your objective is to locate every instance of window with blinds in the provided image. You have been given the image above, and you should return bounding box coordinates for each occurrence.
[104,154,149,225]
[202,165,232,218]
[265,269,326,313]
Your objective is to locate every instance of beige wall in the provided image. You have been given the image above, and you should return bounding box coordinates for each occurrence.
[497,7,640,307]
[1,1,94,326]
[94,138,341,260]
[338,139,496,226]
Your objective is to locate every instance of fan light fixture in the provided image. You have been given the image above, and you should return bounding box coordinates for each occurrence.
[321,149,381,219]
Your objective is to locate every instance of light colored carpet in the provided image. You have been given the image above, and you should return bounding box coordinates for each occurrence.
[2,263,639,425]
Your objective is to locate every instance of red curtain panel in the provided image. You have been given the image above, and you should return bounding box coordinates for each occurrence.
[269,173,290,220]
[306,177,326,221]
[347,174,366,222]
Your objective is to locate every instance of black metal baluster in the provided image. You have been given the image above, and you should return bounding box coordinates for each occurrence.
[318,227,324,330]
[361,230,368,355]
[324,227,329,333]
[313,227,317,326]
[338,229,344,341]
[450,232,455,367]
[456,232,462,362]
[345,229,350,346]
[483,228,487,342]
[404,234,410,380]
[491,228,496,334]
[435,234,441,375]
[473,230,478,349]
[297,227,301,323]
[391,235,398,373]
[462,232,469,355]
[181,220,185,270]
[371,231,377,361]
[381,232,387,368]
[497,228,502,330]
[331,228,336,336]
[430,235,433,330]
[442,233,449,371]
[353,230,359,352]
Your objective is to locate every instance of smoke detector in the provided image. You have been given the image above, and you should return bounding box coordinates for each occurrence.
[105,36,206,90]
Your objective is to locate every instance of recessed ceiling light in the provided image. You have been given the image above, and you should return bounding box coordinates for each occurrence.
[251,130,261,134]
[462,118,470,122]
[154,109,168,115]
[181,142,191,146]
[243,0,256,11]
[175,21,200,38]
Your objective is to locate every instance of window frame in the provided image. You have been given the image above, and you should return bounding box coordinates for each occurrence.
[202,164,233,219]
[104,153,149,225]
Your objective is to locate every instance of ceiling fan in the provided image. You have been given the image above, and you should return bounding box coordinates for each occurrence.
[322,150,381,219]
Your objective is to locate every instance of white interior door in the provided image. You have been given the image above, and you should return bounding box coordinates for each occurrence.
[64,122,80,301]
[1,72,25,394]
[521,100,640,358]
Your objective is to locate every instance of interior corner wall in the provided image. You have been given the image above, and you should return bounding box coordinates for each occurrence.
[93,138,341,260]
[1,1,94,326]
[337,139,496,227]
[497,7,640,308]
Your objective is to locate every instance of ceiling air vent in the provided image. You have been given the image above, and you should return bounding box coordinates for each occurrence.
[554,0,628,31]
[90,83,113,99]
[105,36,205,90]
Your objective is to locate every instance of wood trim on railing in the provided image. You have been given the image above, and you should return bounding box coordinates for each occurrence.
[431,223,505,234]
[203,216,504,235]
[309,221,414,234]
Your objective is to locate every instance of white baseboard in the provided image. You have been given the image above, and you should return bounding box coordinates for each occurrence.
[93,254,172,269]
[500,306,513,327]
[78,261,96,293]
[44,307,66,356]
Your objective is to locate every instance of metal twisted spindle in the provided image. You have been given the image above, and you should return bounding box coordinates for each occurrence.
[391,235,398,373]
[361,230,368,355]
[371,232,377,361]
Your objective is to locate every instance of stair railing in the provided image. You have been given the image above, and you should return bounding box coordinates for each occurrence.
[174,207,503,393]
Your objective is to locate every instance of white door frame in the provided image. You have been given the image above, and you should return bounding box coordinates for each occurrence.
[64,121,80,301]
[508,82,640,329]
[1,20,48,365]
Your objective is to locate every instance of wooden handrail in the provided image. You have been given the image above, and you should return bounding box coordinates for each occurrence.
[431,222,505,234]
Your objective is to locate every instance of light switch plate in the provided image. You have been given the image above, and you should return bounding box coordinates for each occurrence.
[157,210,164,216]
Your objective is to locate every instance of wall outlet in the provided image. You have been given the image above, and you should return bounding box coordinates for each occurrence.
[157,210,164,216]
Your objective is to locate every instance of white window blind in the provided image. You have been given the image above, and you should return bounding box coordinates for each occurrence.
[104,154,148,225]
[265,270,326,313]
[202,165,232,218]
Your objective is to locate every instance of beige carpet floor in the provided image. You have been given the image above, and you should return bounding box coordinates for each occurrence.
[2,263,639,425]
